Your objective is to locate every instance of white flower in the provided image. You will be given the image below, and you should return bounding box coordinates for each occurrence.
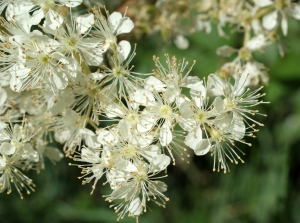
[9,33,69,91]
[150,55,197,103]
[91,7,134,60]
[95,48,145,96]
[255,0,300,36]
[54,109,90,154]
[5,0,82,25]
[208,73,268,127]
[72,147,107,194]
[246,34,271,51]
[174,34,189,50]
[43,10,102,66]
[105,155,170,220]
[0,122,39,198]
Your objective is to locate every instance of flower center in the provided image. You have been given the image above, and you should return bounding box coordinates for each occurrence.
[239,48,252,61]
[112,67,125,78]
[224,98,236,110]
[211,129,224,142]
[66,37,78,50]
[40,56,49,65]
[133,166,148,182]
[159,105,172,119]
[106,36,117,49]
[127,113,139,125]
[197,110,207,123]
[122,144,137,159]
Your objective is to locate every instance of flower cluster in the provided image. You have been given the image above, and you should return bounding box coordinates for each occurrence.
[0,1,269,222]
[125,0,300,89]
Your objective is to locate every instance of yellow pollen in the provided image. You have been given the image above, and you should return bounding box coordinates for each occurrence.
[127,113,139,125]
[211,129,224,142]
[122,144,137,159]
[159,105,172,119]
[197,111,207,123]
[66,37,77,49]
[112,67,125,78]
[41,56,49,65]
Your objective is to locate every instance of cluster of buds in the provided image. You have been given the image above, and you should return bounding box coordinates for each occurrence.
[0,1,270,222]
[127,0,300,46]
[125,0,300,90]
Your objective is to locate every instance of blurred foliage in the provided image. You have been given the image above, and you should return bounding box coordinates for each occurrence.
[1,3,300,223]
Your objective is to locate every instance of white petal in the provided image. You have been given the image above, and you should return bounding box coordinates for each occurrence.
[60,0,82,7]
[115,17,134,35]
[194,139,210,156]
[51,72,68,89]
[97,129,118,146]
[81,148,100,163]
[43,9,63,34]
[118,119,131,140]
[108,12,122,33]
[83,50,103,66]
[183,76,202,90]
[122,160,138,172]
[30,9,44,25]
[55,129,70,143]
[216,45,237,57]
[185,127,202,150]
[45,147,64,163]
[207,74,225,96]
[91,72,107,81]
[254,0,273,7]
[149,154,171,172]
[246,34,269,51]
[9,35,28,46]
[281,11,288,36]
[10,77,23,92]
[232,113,246,140]
[262,11,278,30]
[145,76,166,92]
[148,181,167,194]
[251,19,262,35]
[234,68,250,96]
[159,122,172,146]
[134,89,155,106]
[76,13,94,34]
[137,112,156,132]
[21,143,39,162]
[164,85,180,103]
[174,34,189,50]
[0,88,7,106]
[140,145,160,161]
[51,52,69,64]
[178,118,195,132]
[0,142,16,155]
[91,165,103,177]
[291,5,300,20]
[117,40,131,61]
[128,198,143,216]
[110,184,130,198]
[5,2,34,22]
[105,103,123,118]
[213,97,224,112]
[0,128,10,141]
[0,157,6,168]
[0,122,6,130]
